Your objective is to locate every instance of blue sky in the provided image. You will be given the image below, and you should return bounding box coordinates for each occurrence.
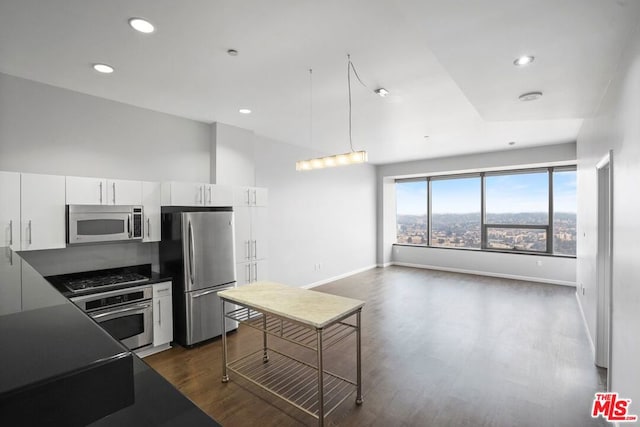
[396,171,576,215]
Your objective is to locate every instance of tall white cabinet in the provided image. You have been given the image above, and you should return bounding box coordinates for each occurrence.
[21,173,66,251]
[234,187,268,285]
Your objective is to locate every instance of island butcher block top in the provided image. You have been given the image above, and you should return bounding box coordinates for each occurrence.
[218,281,365,328]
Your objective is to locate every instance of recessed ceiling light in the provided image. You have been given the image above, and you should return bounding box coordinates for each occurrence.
[513,55,535,66]
[93,63,114,74]
[519,91,543,101]
[227,49,239,56]
[374,88,390,97]
[508,141,516,146]
[129,18,155,34]
[239,108,252,114]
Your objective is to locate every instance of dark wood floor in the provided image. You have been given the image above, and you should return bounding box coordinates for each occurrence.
[145,266,606,427]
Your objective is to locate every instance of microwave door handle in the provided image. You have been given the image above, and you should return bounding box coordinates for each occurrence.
[188,221,195,286]
[91,302,151,319]
[128,214,132,238]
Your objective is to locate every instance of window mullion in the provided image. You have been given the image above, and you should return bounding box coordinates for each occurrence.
[548,167,554,254]
[427,177,432,246]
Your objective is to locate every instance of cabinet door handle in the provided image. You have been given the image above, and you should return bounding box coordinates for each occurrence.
[252,240,257,259]
[147,218,150,237]
[157,299,162,325]
[253,262,258,282]
[246,189,251,205]
[252,190,257,205]
[246,263,251,283]
[8,220,12,246]
[199,186,204,204]
[99,182,103,204]
[112,182,116,204]
[28,220,32,245]
[208,186,212,204]
[245,240,251,260]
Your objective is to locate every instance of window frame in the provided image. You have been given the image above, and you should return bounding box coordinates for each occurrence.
[482,168,552,254]
[394,165,577,257]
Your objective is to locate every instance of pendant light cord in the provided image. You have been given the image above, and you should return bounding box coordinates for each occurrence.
[347,54,369,153]
[309,68,313,150]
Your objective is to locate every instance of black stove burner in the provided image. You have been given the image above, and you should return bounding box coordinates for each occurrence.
[64,272,149,293]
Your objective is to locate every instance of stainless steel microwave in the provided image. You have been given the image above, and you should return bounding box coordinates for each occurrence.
[67,205,144,245]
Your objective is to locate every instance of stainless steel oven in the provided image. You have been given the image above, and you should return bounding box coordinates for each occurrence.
[71,285,153,351]
[67,205,143,245]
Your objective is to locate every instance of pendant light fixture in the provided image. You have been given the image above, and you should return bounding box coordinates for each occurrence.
[296,54,370,171]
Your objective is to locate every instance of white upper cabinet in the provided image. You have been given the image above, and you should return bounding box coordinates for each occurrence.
[21,173,66,251]
[66,176,142,205]
[161,182,233,207]
[208,184,233,206]
[66,176,106,205]
[233,187,268,207]
[142,181,161,242]
[0,171,21,251]
[106,179,142,205]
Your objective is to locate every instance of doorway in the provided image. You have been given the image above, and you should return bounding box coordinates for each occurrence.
[595,151,612,389]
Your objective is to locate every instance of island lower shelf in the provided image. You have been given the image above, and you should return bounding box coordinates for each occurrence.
[227,347,356,418]
[219,282,364,427]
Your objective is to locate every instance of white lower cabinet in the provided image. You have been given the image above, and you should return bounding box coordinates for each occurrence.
[152,282,173,347]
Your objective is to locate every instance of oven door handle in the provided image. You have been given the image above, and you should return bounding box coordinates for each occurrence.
[91,302,151,319]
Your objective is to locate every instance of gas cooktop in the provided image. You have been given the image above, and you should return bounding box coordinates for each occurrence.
[63,272,149,293]
[46,265,153,295]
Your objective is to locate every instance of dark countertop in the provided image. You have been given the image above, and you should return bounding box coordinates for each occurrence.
[0,248,220,426]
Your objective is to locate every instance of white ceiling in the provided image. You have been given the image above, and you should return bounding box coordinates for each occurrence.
[1,0,638,164]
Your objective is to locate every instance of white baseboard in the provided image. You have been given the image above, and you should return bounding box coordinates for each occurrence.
[136,343,171,358]
[392,262,576,287]
[576,292,596,360]
[377,262,392,268]
[302,264,377,289]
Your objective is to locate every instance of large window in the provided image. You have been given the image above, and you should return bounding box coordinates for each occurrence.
[431,176,481,248]
[485,171,549,252]
[553,169,577,255]
[396,179,427,245]
[394,166,577,256]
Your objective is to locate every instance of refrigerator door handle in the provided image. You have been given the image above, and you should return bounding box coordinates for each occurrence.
[192,287,225,298]
[188,221,195,286]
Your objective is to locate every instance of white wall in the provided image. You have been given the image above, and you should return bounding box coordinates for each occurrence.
[576,19,640,408]
[0,73,210,182]
[376,143,578,284]
[210,122,255,186]
[254,135,377,287]
[394,246,575,286]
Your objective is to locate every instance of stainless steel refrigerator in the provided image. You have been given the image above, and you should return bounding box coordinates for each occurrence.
[159,206,238,346]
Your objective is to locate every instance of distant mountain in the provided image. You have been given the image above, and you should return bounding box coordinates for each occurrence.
[398,212,576,225]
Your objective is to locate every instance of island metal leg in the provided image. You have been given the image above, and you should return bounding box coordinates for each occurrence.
[263,315,269,362]
[221,299,229,383]
[356,309,363,404]
[316,329,324,427]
